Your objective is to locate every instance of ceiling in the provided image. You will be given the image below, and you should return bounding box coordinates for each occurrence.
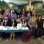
[0,0,44,4]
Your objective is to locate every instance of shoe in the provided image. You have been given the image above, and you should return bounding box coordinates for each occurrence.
[13,39,14,40]
[38,38,41,40]
[7,39,9,41]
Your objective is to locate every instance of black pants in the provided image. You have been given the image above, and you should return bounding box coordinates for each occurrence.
[42,28,44,36]
[37,28,42,37]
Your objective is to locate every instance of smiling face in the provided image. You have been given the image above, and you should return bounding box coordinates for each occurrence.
[11,18,15,22]
[21,15,25,18]
[17,15,20,19]
[12,9,15,13]
[27,13,30,17]
[12,6,14,9]
[23,9,25,11]
[38,15,42,20]
[18,9,20,12]
[39,16,42,20]
[7,9,10,13]
[34,12,36,16]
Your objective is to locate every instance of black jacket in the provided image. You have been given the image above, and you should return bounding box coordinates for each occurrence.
[37,19,43,29]
[7,20,17,27]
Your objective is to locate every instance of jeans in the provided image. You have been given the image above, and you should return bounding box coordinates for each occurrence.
[31,27,35,36]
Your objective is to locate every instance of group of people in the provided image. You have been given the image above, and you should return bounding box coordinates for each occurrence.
[0,6,44,40]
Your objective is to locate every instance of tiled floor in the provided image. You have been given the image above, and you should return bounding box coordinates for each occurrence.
[0,38,44,44]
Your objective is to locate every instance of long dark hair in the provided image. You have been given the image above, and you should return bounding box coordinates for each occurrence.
[12,9,16,14]
[37,15,42,21]
[11,18,16,23]
[33,12,37,17]
[21,18,25,23]
[17,15,20,19]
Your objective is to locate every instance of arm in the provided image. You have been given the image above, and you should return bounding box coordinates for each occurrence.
[28,19,32,28]
[36,19,38,29]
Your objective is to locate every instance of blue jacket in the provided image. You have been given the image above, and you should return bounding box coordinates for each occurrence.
[11,13,17,19]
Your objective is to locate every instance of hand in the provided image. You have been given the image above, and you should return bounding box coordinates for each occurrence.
[36,25,38,29]
[22,24,25,27]
[30,25,32,28]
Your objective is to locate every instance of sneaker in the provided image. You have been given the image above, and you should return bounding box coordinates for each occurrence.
[7,39,9,41]
[0,39,2,41]
[13,39,14,40]
[38,38,41,40]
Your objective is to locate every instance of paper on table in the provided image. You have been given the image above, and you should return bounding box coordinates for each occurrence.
[2,27,7,30]
[21,27,29,30]
[17,23,22,29]
[14,28,19,30]
[8,27,14,30]
[0,26,7,30]
[14,27,20,30]
[0,26,3,30]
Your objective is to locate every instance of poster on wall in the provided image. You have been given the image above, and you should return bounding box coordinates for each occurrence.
[26,5,34,11]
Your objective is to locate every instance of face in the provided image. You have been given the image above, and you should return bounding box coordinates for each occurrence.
[27,13,30,17]
[18,9,20,12]
[23,9,25,11]
[39,16,41,19]
[7,9,10,13]
[32,16,34,19]
[34,13,36,16]
[12,6,14,9]
[11,18,14,22]
[4,7,7,10]
[18,15,20,18]
[22,15,25,18]
[12,9,15,13]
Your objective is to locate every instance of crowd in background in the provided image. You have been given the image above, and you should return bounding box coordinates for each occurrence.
[0,6,44,40]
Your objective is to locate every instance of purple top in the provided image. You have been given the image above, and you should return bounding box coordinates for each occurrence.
[4,12,11,20]
[3,20,8,26]
[21,11,25,16]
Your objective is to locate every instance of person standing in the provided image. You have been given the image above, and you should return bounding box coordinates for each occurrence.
[21,9,26,16]
[37,15,43,38]
[28,15,37,38]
